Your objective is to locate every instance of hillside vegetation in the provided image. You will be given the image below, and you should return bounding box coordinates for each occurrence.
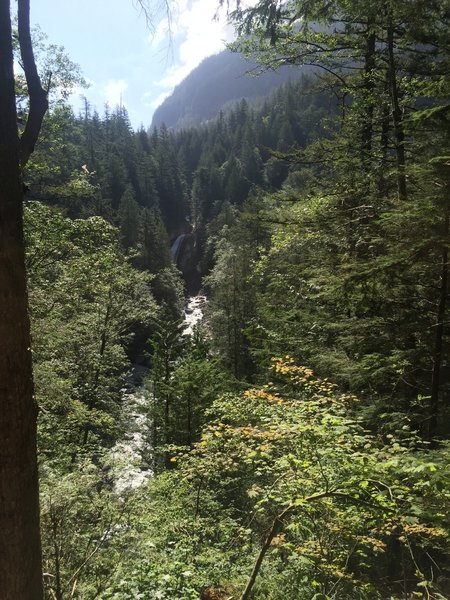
[151,49,306,130]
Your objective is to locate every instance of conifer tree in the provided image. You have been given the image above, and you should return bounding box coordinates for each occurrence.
[118,185,141,250]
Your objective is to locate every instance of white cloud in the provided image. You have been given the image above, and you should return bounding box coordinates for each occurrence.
[67,76,94,99]
[147,0,235,108]
[103,79,128,108]
[149,18,172,49]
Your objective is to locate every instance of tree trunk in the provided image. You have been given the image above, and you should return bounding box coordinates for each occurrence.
[81,291,112,447]
[240,508,289,600]
[17,0,48,167]
[378,71,391,196]
[0,1,43,597]
[240,491,334,600]
[387,22,407,201]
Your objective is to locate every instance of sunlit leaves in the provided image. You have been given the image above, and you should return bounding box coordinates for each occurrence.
[157,358,450,598]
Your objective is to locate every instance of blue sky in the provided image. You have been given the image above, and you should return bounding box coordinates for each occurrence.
[30,0,236,129]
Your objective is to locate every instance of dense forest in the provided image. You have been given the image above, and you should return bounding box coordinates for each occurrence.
[2,0,450,598]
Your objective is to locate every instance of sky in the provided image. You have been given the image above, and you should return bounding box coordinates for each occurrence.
[30,0,237,129]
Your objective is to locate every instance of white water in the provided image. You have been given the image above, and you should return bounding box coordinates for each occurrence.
[107,386,153,493]
[109,295,207,492]
[183,294,207,336]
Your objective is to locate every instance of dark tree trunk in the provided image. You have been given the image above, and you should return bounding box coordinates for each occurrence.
[240,507,289,600]
[17,0,48,167]
[387,22,407,201]
[186,390,193,447]
[378,72,391,196]
[81,292,112,447]
[0,1,43,597]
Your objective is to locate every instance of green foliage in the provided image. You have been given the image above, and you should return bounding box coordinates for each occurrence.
[40,463,134,599]
[14,23,87,112]
[101,474,244,599]
[26,202,157,467]
[118,185,141,250]
[204,215,260,378]
[147,312,237,470]
[103,360,450,599]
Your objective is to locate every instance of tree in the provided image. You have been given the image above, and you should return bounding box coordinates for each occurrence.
[0,1,168,596]
[118,185,141,250]
[0,1,47,597]
[204,219,257,379]
[222,0,450,432]
[148,314,186,454]
[104,358,450,599]
[152,124,189,234]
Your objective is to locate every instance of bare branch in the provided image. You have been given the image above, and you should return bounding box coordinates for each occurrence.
[134,0,174,61]
[134,0,172,36]
[240,489,392,600]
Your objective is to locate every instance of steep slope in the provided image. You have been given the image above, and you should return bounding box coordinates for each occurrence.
[151,50,304,130]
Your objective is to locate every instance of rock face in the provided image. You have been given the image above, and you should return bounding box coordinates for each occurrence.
[171,233,201,293]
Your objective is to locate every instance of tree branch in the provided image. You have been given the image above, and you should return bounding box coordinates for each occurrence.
[240,489,390,600]
[17,0,48,167]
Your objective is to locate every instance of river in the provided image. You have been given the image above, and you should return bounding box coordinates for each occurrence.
[107,294,206,492]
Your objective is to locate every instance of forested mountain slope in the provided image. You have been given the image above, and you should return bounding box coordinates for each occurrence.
[151,49,306,129]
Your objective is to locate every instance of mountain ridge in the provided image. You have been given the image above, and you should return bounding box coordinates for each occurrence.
[151,50,305,130]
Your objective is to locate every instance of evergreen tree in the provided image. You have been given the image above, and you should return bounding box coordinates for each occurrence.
[204,216,257,379]
[118,185,140,250]
[153,124,189,234]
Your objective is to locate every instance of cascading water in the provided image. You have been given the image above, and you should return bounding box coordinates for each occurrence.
[108,294,207,492]
[107,369,153,493]
[183,294,207,336]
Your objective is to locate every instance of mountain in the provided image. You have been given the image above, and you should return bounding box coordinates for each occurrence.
[151,50,304,130]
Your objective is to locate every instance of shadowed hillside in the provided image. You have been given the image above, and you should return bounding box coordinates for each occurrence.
[151,49,307,130]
